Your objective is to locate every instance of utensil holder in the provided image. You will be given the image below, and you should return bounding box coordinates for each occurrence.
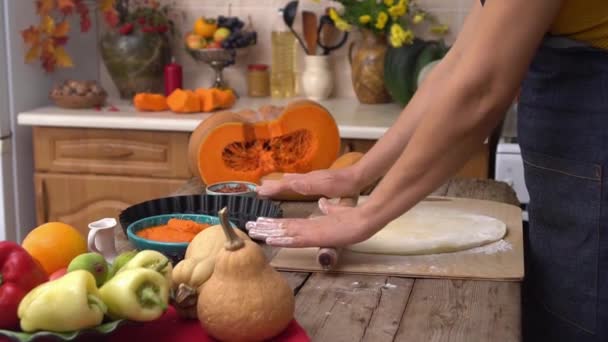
[302,55,333,101]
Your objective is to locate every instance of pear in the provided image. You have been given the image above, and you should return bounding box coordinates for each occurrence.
[108,250,138,279]
[67,252,109,287]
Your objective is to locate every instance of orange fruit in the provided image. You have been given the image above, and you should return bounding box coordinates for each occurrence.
[194,18,217,39]
[22,222,88,276]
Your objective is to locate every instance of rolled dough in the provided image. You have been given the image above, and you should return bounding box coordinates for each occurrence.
[346,199,507,255]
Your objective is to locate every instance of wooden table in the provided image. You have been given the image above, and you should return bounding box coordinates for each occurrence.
[115,178,522,342]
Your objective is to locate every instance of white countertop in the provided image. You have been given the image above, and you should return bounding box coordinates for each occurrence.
[17,97,403,140]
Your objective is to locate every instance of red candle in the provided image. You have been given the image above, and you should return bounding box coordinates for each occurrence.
[164,58,183,96]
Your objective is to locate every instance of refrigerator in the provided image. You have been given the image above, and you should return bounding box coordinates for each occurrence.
[0,0,101,242]
[0,0,16,241]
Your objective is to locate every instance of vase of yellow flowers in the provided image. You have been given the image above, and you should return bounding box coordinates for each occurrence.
[328,0,448,104]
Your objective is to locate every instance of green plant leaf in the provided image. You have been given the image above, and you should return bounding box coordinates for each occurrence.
[0,320,128,342]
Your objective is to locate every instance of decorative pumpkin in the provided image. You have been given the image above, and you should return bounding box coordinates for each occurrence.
[133,93,169,111]
[188,100,341,185]
[195,88,236,112]
[172,222,250,319]
[384,39,448,106]
[260,151,365,201]
[167,89,201,113]
[197,207,295,342]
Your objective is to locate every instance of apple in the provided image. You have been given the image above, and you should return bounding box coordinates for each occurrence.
[207,41,222,49]
[49,267,67,281]
[186,33,206,49]
[213,27,231,43]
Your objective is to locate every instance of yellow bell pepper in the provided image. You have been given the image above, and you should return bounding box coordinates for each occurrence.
[99,268,169,322]
[18,270,106,332]
[118,250,173,284]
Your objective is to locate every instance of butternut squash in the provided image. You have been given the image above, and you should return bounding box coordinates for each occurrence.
[167,89,201,113]
[172,222,250,319]
[133,93,169,111]
[188,100,341,185]
[197,207,295,341]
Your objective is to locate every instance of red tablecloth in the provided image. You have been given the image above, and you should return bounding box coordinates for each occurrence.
[111,306,309,342]
[0,306,309,342]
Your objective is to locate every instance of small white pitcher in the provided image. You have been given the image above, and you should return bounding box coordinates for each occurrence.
[302,55,333,101]
[88,218,118,263]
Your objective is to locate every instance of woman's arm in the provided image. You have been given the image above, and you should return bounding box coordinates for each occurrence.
[247,0,564,248]
[352,2,484,188]
[360,0,564,230]
[256,3,484,198]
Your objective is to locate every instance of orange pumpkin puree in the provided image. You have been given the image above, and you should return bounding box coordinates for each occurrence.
[136,218,211,243]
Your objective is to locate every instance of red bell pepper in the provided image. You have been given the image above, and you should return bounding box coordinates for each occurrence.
[0,241,48,330]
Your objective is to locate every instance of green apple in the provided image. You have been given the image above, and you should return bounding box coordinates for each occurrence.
[213,27,231,43]
[67,252,109,287]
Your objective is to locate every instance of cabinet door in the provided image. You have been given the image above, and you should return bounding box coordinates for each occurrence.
[34,173,185,237]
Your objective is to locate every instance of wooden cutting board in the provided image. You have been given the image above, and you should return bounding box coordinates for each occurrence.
[270,196,524,282]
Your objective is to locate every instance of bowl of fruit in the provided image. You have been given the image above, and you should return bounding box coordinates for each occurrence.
[185,15,257,88]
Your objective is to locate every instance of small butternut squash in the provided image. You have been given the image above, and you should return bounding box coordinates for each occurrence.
[197,207,295,342]
[188,100,341,185]
[133,93,169,111]
[167,89,201,113]
[172,221,250,319]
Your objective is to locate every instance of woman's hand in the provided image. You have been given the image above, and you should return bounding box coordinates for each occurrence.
[256,167,363,199]
[245,198,374,247]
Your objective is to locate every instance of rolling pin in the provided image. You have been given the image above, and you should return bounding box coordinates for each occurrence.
[316,194,359,270]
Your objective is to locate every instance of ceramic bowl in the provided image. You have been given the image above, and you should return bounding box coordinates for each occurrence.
[118,194,283,236]
[205,181,257,197]
[126,213,235,263]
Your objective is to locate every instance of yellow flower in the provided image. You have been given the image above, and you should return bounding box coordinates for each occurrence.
[335,19,352,31]
[403,29,414,44]
[389,23,405,47]
[375,11,389,30]
[431,24,449,35]
[359,15,371,24]
[328,8,340,22]
[413,13,425,24]
[383,0,394,6]
[389,23,415,47]
[388,3,406,19]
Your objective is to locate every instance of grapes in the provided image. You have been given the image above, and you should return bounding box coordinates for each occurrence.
[217,15,256,49]
[218,16,245,31]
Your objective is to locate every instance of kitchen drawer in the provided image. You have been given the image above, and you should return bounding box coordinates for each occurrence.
[33,127,191,178]
[34,173,185,237]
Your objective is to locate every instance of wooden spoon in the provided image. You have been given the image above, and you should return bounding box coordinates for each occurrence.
[302,11,318,55]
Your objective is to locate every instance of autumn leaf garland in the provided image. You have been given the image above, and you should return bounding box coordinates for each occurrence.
[22,0,116,73]
[22,0,180,73]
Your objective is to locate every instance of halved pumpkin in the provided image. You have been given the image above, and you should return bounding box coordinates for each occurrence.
[188,100,341,185]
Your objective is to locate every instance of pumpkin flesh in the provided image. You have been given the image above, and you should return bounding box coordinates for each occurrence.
[194,100,340,185]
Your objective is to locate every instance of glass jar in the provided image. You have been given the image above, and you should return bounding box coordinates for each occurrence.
[247,64,270,97]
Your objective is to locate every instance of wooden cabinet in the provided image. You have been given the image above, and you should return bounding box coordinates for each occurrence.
[32,127,192,236]
[34,173,184,237]
[32,126,489,235]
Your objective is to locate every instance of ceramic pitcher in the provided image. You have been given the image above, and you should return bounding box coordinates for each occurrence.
[88,218,118,263]
[302,55,333,101]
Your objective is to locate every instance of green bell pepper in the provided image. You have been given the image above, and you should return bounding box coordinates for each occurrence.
[99,268,169,321]
[118,250,173,284]
[18,270,106,332]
